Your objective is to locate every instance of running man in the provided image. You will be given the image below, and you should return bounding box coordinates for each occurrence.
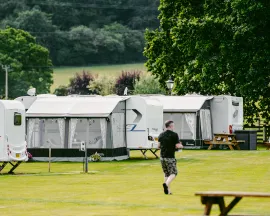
[158,120,183,195]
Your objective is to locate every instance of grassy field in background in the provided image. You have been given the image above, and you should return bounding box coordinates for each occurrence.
[1,150,270,216]
[51,63,146,92]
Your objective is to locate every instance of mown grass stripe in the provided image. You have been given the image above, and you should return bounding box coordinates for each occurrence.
[0,197,182,209]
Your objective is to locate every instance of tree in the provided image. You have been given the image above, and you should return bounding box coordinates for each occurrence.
[14,7,56,34]
[95,23,126,64]
[144,0,270,123]
[88,75,116,96]
[68,71,96,95]
[0,27,53,98]
[117,0,160,30]
[122,28,145,63]
[13,8,58,62]
[115,70,141,95]
[67,26,98,65]
[0,0,28,21]
[0,0,159,66]
[133,73,166,95]
[53,85,69,96]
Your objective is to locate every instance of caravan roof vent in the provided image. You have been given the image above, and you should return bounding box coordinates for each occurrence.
[27,88,36,96]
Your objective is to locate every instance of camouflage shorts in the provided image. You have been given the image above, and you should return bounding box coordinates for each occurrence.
[160,157,178,177]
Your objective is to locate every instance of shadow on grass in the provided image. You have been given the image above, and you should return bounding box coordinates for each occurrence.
[177,157,201,163]
[0,170,97,176]
[128,156,158,161]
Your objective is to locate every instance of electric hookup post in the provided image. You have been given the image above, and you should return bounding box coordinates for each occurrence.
[80,141,88,173]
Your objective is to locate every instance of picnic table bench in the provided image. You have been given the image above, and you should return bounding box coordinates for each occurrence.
[263,142,270,150]
[195,191,270,216]
[204,133,245,150]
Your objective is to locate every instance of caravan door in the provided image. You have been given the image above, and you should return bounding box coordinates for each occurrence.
[5,109,27,161]
[231,97,243,131]
[164,112,197,146]
[200,109,212,140]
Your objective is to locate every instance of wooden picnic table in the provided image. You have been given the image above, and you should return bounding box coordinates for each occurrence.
[263,142,270,150]
[204,133,245,150]
[195,191,270,216]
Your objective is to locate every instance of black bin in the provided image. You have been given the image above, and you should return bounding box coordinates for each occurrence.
[234,130,257,150]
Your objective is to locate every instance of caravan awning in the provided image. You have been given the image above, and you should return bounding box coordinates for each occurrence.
[149,96,213,112]
[26,97,126,118]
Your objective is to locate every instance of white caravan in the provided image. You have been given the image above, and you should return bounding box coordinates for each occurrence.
[210,95,243,134]
[0,100,28,173]
[125,96,163,158]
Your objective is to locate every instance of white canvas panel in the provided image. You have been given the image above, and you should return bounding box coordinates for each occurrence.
[44,119,63,148]
[205,109,212,139]
[28,119,63,148]
[200,109,212,140]
[69,118,78,148]
[88,119,103,148]
[185,113,196,140]
[171,113,182,139]
[112,113,125,148]
[100,119,107,149]
[29,119,45,148]
[171,113,196,140]
[58,118,65,147]
[70,119,103,149]
[27,118,37,147]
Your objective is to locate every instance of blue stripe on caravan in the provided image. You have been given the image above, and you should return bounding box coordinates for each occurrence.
[127,130,146,132]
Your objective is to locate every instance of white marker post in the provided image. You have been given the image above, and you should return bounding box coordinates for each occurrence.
[47,139,52,173]
[80,141,88,173]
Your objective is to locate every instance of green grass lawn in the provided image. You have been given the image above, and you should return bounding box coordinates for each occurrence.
[1,150,270,216]
[51,63,146,92]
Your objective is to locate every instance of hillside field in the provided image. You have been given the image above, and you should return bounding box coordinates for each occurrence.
[51,63,146,92]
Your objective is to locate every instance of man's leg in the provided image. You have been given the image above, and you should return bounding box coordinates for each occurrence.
[163,175,169,193]
[161,159,169,194]
[165,174,176,194]
[165,159,177,194]
[164,175,168,183]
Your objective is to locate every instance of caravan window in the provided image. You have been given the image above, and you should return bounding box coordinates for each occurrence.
[232,101,240,124]
[69,118,105,149]
[14,112,22,126]
[27,118,65,148]
[167,113,196,140]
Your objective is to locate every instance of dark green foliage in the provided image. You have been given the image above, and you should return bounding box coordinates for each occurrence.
[88,75,116,96]
[144,0,270,123]
[68,71,96,95]
[53,85,69,96]
[0,27,53,98]
[0,0,159,66]
[115,70,141,95]
[133,73,166,95]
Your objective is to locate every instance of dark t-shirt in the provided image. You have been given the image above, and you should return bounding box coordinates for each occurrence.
[158,130,180,158]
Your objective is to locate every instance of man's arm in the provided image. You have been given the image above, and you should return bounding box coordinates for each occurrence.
[157,134,161,149]
[176,142,183,149]
[175,133,183,149]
